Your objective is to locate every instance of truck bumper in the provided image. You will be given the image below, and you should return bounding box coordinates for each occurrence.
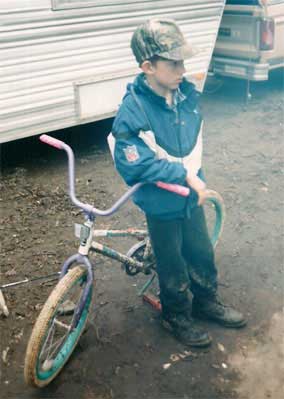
[211,56,270,81]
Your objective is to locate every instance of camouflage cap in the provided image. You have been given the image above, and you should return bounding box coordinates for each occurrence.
[131,18,198,65]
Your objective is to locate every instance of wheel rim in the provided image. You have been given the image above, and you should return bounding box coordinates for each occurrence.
[36,275,92,381]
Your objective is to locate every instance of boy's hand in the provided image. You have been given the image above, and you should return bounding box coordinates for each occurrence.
[186,174,208,206]
[196,189,210,206]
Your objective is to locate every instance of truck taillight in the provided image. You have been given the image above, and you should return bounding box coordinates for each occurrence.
[260,18,275,51]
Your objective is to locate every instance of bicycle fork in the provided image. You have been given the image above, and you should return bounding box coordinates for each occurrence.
[60,217,95,330]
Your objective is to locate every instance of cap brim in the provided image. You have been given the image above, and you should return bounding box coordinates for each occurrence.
[159,42,200,61]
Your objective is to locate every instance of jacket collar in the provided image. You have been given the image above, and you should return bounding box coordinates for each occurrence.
[131,73,197,108]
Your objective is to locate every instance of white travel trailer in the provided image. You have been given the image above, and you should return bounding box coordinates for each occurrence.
[0,0,226,143]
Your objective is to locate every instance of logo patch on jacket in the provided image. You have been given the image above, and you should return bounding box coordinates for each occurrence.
[123,145,139,162]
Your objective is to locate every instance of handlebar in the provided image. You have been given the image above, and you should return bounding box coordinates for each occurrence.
[39,134,190,216]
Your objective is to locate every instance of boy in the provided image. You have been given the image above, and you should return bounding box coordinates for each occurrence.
[111,18,246,347]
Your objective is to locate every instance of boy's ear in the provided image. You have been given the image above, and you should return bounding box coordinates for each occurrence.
[140,60,155,75]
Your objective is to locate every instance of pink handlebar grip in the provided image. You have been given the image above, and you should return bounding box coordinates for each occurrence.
[40,134,64,149]
[156,182,190,197]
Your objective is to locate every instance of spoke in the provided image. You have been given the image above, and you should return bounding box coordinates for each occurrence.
[40,312,77,362]
[40,328,69,362]
[39,316,69,360]
[43,320,56,361]
[39,318,55,360]
[47,331,69,360]
[54,318,71,330]
[38,281,84,367]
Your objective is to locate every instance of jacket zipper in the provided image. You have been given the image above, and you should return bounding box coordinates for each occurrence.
[173,106,184,165]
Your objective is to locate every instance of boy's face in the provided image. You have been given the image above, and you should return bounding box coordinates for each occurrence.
[143,58,186,91]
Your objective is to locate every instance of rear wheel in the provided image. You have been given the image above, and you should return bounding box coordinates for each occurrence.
[24,266,92,388]
[203,190,225,249]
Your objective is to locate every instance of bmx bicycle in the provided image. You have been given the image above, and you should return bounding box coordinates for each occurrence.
[24,134,224,388]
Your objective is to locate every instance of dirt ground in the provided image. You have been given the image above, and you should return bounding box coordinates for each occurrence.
[1,70,283,399]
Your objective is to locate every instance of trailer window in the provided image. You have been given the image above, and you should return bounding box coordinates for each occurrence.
[226,0,259,4]
[226,0,284,4]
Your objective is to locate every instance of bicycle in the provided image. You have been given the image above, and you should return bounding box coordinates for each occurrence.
[24,134,225,388]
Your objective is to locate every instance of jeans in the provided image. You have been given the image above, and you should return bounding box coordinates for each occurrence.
[146,206,218,316]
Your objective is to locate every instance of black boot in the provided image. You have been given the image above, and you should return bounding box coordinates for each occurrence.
[192,296,247,328]
[162,312,212,347]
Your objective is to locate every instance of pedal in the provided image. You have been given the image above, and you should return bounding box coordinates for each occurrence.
[142,293,162,312]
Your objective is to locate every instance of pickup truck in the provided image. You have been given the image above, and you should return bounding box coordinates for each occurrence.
[211,0,284,80]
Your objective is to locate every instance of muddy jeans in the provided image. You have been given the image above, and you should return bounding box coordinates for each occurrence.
[146,206,218,317]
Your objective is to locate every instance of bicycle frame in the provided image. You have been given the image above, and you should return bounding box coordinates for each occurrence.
[74,221,149,272]
[60,219,152,329]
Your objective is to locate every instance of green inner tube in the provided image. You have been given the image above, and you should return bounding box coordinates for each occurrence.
[36,281,92,381]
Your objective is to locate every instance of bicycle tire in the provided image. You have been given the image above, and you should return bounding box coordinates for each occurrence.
[24,266,92,388]
[204,190,225,249]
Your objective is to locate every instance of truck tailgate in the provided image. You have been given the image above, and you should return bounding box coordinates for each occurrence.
[214,11,261,60]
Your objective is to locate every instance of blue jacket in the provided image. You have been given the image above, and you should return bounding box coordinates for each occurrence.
[111,73,205,220]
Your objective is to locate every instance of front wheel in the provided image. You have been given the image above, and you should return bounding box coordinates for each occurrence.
[24,266,92,388]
